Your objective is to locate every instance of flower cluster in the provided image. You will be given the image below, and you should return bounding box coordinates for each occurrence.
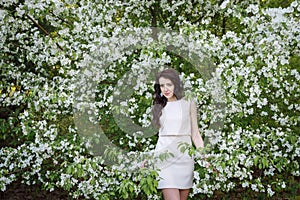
[0,0,299,199]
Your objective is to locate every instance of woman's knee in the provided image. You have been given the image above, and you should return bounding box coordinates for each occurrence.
[162,188,180,200]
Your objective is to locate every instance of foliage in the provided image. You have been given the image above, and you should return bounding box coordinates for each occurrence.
[0,0,299,199]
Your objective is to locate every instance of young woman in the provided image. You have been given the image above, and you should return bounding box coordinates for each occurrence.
[152,68,204,200]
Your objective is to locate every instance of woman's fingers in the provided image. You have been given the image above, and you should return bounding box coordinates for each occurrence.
[139,160,148,168]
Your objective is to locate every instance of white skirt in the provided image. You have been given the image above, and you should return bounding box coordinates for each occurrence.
[154,135,194,189]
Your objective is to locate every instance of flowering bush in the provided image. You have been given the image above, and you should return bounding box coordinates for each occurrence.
[0,0,299,199]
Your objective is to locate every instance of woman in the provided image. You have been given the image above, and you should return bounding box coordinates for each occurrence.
[152,68,204,200]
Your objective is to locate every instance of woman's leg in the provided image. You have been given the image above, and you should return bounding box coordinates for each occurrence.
[162,188,180,200]
[179,189,190,200]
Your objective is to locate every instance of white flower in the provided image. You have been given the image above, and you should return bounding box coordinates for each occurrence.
[246,56,254,64]
[220,0,230,9]
[267,185,275,196]
[242,182,249,188]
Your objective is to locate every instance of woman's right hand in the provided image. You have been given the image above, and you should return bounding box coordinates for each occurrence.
[139,160,148,168]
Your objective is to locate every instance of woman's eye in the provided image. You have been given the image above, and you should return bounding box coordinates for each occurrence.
[166,83,172,87]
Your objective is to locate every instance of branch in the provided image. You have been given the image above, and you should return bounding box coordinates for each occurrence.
[49,10,72,26]
[150,2,158,40]
[191,15,204,25]
[170,2,185,28]
[222,16,226,35]
[25,13,64,51]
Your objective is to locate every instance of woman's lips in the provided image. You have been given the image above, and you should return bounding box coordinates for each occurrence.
[164,92,170,96]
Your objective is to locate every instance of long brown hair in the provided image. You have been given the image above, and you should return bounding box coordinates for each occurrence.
[152,68,184,128]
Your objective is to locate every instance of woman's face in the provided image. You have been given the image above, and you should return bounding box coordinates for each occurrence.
[159,77,176,101]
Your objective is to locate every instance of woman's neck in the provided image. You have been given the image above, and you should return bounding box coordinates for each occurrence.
[167,96,177,102]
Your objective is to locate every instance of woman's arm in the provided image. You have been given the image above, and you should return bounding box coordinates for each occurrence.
[190,100,204,149]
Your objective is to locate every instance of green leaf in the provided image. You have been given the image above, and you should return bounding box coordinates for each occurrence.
[254,156,260,166]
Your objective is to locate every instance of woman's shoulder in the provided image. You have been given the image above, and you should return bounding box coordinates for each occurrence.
[181,97,196,104]
[179,97,193,109]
